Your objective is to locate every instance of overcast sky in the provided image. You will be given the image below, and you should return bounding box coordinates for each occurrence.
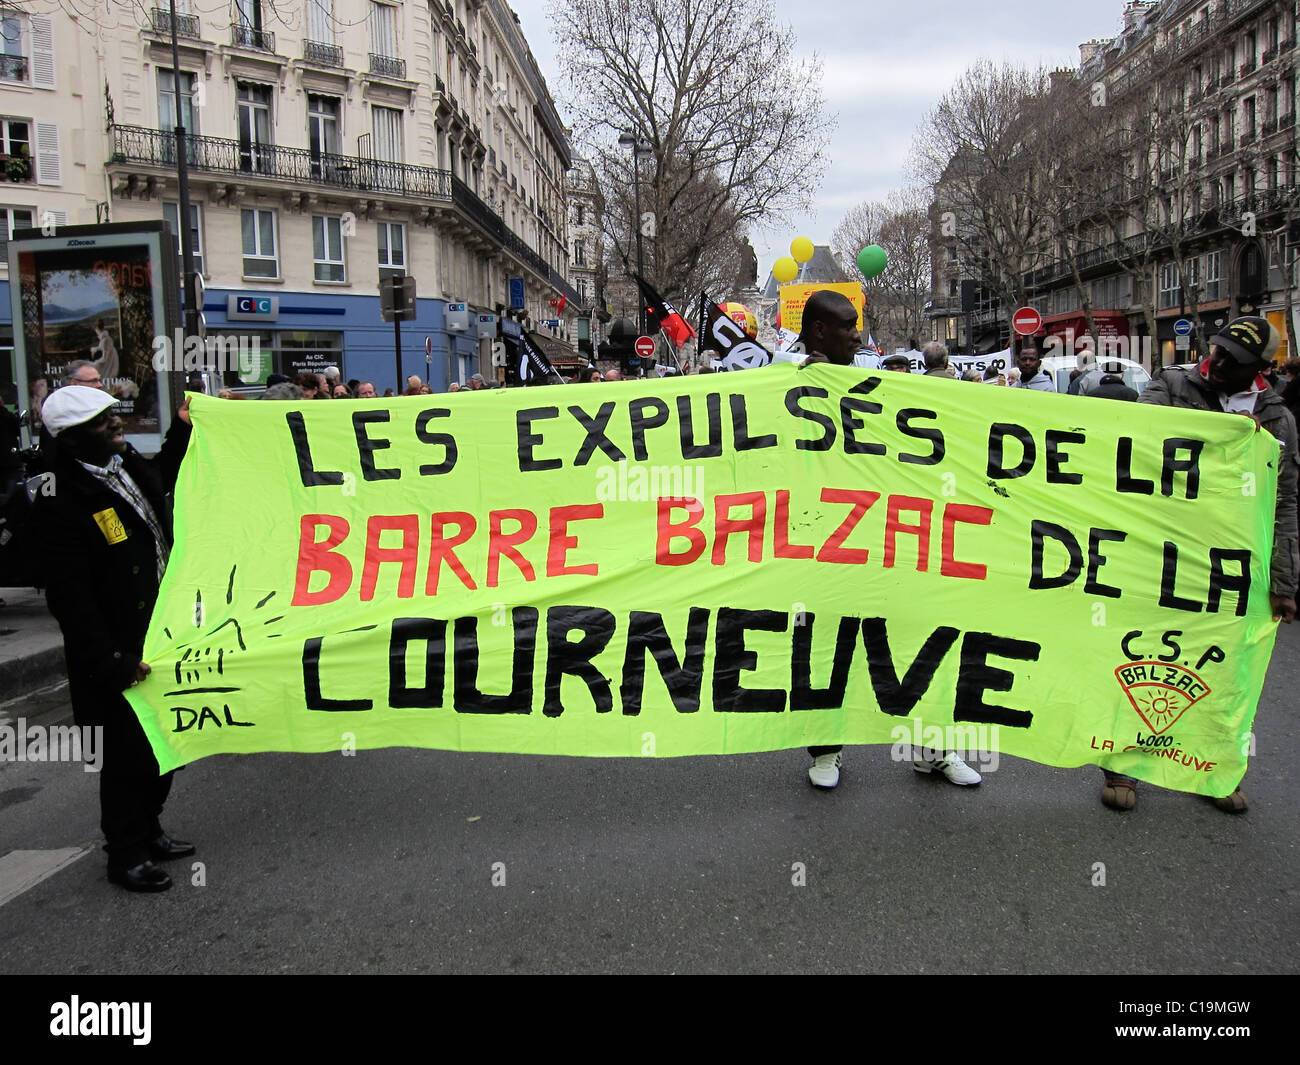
[509,0,1138,275]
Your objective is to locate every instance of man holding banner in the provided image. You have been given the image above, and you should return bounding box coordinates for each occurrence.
[796,291,981,789]
[1099,316,1296,814]
[35,387,195,892]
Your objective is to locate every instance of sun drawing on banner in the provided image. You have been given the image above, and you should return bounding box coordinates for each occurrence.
[156,565,284,732]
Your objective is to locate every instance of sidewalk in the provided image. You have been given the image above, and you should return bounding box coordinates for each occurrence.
[0,587,67,701]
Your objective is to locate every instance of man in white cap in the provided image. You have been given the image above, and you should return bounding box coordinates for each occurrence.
[34,386,194,892]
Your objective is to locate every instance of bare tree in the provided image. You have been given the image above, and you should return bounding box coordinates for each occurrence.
[550,0,833,300]
[831,188,932,350]
[912,60,1056,321]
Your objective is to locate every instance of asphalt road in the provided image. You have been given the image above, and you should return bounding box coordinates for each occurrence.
[2,625,1299,976]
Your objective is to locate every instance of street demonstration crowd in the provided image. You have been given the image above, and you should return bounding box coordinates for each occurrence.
[18,287,1297,891]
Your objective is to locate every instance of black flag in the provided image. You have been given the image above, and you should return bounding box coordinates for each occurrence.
[507,331,558,385]
[698,294,774,371]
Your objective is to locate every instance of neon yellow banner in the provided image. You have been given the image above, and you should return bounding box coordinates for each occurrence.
[127,369,1281,796]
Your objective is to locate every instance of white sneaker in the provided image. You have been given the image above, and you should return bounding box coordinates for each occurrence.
[808,752,842,789]
[913,751,982,786]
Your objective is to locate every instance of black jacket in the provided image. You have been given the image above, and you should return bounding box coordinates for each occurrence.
[34,419,192,725]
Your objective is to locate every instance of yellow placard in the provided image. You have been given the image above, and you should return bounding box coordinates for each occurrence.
[779,282,865,333]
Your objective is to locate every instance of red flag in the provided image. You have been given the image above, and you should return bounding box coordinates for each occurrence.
[549,294,567,313]
[635,276,695,350]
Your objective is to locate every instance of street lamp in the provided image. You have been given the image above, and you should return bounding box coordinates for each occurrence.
[617,131,652,336]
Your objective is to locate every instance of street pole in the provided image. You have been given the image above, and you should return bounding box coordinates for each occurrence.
[393,313,403,394]
[167,0,201,375]
[632,150,645,337]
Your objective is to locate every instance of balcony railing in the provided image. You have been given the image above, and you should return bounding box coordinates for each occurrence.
[150,8,201,40]
[109,124,452,198]
[1280,111,1296,130]
[303,40,342,68]
[369,53,406,79]
[231,24,275,51]
[1262,46,1278,63]
[1240,130,1256,146]
[0,55,29,82]
[434,74,445,93]
[1262,117,1278,136]
[1281,38,1296,53]
[1239,60,1256,77]
[451,174,505,241]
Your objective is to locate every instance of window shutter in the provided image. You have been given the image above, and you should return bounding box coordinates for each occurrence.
[34,123,61,185]
[30,15,56,89]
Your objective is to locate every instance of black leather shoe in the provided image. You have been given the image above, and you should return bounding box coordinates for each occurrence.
[108,861,172,892]
[149,833,196,860]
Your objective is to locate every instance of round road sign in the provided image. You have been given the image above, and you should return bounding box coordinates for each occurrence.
[635,336,656,359]
[1012,306,1042,336]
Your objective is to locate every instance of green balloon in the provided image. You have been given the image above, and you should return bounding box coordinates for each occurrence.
[857,245,887,280]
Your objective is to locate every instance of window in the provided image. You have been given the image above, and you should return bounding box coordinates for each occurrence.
[0,116,30,182]
[163,201,204,276]
[371,105,402,163]
[1245,96,1256,135]
[241,208,277,277]
[572,238,585,267]
[1204,251,1222,300]
[377,221,405,280]
[237,83,273,173]
[574,204,584,226]
[575,278,588,304]
[1158,263,1180,309]
[0,203,33,263]
[307,94,340,180]
[370,2,397,58]
[0,11,53,88]
[307,0,333,43]
[313,214,345,282]
[157,69,198,134]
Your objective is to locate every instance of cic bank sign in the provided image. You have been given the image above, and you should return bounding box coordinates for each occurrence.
[227,294,280,321]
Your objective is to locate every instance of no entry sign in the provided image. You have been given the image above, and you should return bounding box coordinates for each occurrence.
[1012,307,1042,336]
[635,336,656,359]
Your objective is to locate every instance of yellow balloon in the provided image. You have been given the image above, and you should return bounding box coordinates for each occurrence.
[773,257,799,283]
[790,237,814,263]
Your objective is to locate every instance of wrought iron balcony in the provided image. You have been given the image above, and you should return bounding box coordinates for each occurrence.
[451,174,505,241]
[369,53,406,79]
[1280,112,1296,130]
[0,55,29,82]
[1262,46,1278,63]
[109,124,453,199]
[1239,60,1256,77]
[1240,130,1257,146]
[150,8,201,40]
[434,74,445,93]
[1262,117,1279,136]
[1282,38,1296,53]
[231,24,275,51]
[303,40,342,68]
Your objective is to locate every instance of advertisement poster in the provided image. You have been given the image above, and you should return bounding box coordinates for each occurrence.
[6,222,180,449]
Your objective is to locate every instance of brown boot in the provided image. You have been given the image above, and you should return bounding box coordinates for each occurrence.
[1211,787,1249,814]
[1101,774,1137,811]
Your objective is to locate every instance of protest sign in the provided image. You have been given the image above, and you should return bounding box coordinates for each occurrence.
[126,368,1280,796]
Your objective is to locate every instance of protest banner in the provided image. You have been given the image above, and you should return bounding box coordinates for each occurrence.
[126,368,1281,796]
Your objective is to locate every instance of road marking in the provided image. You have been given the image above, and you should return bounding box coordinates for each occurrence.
[0,847,93,907]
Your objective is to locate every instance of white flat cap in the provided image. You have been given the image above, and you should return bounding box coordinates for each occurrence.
[41,385,119,437]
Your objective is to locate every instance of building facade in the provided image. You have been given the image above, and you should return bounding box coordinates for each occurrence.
[928,0,1298,367]
[1,0,581,397]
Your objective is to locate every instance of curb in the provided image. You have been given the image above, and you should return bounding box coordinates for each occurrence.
[0,647,68,703]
